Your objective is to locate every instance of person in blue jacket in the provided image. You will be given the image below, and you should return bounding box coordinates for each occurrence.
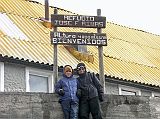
[55,65,79,119]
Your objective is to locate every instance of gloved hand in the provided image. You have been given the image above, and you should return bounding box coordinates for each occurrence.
[76,89,81,98]
[99,94,104,102]
[58,89,65,96]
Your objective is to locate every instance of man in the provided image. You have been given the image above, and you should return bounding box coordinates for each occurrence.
[76,63,104,119]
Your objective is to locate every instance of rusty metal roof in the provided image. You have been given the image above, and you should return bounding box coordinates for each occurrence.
[1,0,160,87]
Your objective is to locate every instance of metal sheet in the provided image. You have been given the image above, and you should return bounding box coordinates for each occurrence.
[0,0,160,87]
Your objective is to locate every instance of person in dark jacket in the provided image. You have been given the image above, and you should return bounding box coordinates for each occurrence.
[55,65,79,119]
[76,63,104,119]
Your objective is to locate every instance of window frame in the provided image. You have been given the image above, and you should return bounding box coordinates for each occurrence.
[25,67,54,93]
[0,62,4,92]
[152,92,160,97]
[119,84,141,96]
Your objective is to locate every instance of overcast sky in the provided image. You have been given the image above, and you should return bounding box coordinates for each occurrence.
[38,0,160,35]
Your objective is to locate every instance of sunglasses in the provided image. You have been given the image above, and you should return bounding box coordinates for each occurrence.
[77,66,85,71]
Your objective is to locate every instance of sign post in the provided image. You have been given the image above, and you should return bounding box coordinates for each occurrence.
[97,9,106,93]
[51,9,107,92]
[53,8,58,83]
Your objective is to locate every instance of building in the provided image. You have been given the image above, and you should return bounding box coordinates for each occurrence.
[0,0,160,97]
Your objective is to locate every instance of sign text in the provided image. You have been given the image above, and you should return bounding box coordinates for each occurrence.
[50,32,107,46]
[51,15,106,28]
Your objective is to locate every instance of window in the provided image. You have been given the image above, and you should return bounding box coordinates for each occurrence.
[29,74,48,92]
[73,45,87,53]
[0,62,4,92]
[152,92,160,98]
[26,67,54,93]
[119,85,141,96]
[121,89,136,95]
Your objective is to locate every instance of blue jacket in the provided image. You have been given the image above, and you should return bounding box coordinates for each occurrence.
[55,75,79,103]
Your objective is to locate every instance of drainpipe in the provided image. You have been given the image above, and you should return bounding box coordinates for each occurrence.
[45,0,49,20]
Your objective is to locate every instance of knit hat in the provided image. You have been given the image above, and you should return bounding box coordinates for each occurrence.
[64,65,72,74]
[76,63,86,76]
[76,63,86,69]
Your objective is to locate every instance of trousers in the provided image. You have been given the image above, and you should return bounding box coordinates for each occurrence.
[79,97,103,119]
[61,100,79,119]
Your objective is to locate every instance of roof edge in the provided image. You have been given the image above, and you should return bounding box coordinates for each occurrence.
[105,75,160,92]
[1,54,159,89]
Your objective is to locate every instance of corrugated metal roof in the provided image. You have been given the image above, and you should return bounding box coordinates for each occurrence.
[1,0,160,87]
[0,13,28,39]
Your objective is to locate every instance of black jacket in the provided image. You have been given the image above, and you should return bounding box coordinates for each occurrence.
[77,72,104,101]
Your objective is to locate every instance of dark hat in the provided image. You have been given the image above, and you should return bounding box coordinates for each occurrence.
[76,63,86,76]
[76,63,85,69]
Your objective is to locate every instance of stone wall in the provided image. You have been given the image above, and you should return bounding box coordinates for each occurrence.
[102,95,160,119]
[0,92,160,119]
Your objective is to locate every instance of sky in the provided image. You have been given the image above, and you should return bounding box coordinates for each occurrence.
[38,0,160,35]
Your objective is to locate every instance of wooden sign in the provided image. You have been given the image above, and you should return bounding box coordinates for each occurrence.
[50,32,107,46]
[51,15,106,28]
